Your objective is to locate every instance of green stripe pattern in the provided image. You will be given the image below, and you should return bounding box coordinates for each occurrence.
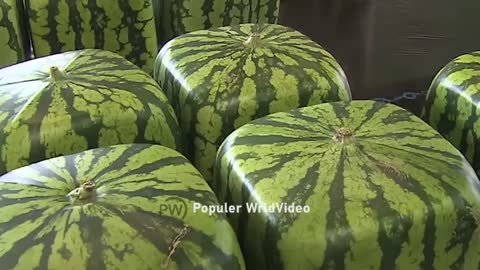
[0,0,27,68]
[422,51,480,174]
[0,144,245,270]
[153,0,280,45]
[25,0,158,73]
[215,100,480,270]
[0,49,180,176]
[154,23,351,181]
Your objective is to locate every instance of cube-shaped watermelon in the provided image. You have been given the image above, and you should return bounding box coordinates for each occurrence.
[25,0,158,73]
[0,49,180,175]
[154,23,351,182]
[215,100,480,270]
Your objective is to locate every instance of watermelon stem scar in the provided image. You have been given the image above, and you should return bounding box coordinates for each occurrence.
[244,32,262,49]
[66,181,96,203]
[162,224,190,269]
[49,66,68,82]
[333,127,354,143]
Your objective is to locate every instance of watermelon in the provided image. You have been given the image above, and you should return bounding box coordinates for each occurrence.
[0,0,29,68]
[422,51,480,174]
[0,144,245,269]
[154,23,351,181]
[0,49,180,176]
[153,0,280,45]
[214,100,480,270]
[25,0,158,73]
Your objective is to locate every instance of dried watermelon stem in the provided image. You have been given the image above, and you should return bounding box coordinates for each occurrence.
[333,127,354,143]
[244,32,262,49]
[67,181,96,202]
[49,66,67,81]
[162,224,190,269]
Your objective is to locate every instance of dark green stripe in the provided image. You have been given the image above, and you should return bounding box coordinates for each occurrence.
[28,84,55,162]
[87,0,105,48]
[237,150,303,242]
[79,209,106,269]
[0,206,59,268]
[44,0,62,53]
[360,147,437,269]
[67,0,82,49]
[358,160,411,270]
[319,152,350,270]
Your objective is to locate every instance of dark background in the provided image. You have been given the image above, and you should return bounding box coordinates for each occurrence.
[279,0,480,115]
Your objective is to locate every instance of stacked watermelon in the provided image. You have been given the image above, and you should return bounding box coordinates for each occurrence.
[0,0,29,68]
[0,49,180,175]
[154,23,351,181]
[422,51,480,174]
[3,3,480,268]
[215,100,480,269]
[153,0,280,45]
[25,0,158,73]
[0,44,246,268]
[0,144,246,269]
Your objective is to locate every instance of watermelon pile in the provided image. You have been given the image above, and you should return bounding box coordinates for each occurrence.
[215,100,480,269]
[1,0,280,73]
[155,23,351,181]
[422,51,480,174]
[1,2,480,269]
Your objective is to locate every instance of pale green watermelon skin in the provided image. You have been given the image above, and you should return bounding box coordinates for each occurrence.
[0,49,181,176]
[25,0,158,73]
[215,100,480,270]
[153,0,280,45]
[422,51,480,174]
[0,0,29,68]
[0,144,246,270]
[154,23,351,181]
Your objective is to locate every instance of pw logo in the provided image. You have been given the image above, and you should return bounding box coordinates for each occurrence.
[159,197,188,219]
